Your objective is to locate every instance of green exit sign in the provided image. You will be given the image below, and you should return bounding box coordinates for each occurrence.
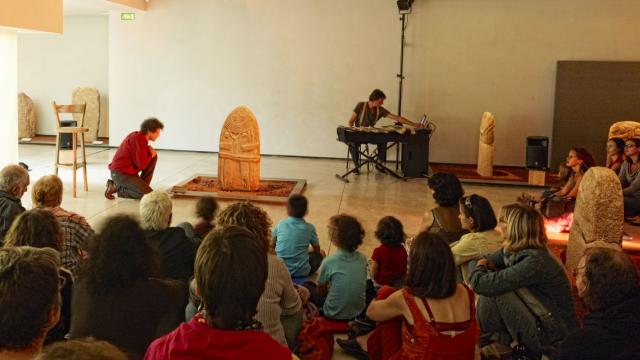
[121,13,135,21]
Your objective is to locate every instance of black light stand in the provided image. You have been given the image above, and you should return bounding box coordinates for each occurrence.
[394,7,410,170]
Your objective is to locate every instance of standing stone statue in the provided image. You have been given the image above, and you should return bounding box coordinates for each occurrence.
[477,112,495,177]
[218,106,261,191]
[565,167,623,270]
[72,87,100,142]
[18,93,37,138]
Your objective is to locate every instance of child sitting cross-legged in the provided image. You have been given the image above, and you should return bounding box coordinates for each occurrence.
[370,216,408,289]
[273,195,324,283]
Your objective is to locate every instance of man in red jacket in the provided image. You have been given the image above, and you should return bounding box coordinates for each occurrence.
[105,118,164,199]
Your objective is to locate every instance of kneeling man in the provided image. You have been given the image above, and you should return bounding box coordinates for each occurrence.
[105,118,163,199]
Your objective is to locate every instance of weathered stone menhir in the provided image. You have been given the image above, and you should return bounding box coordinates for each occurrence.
[218,106,261,191]
[18,92,37,138]
[72,87,100,142]
[608,120,640,141]
[477,112,495,177]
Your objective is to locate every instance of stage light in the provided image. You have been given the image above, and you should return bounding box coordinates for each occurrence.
[397,0,414,12]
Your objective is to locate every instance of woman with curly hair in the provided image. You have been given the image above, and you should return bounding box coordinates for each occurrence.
[421,172,467,244]
[69,215,186,358]
[188,201,302,349]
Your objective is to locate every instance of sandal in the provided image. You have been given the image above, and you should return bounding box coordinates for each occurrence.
[347,317,376,337]
[336,338,369,360]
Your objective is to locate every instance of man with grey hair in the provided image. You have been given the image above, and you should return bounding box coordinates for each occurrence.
[0,246,61,359]
[139,191,195,283]
[0,164,30,243]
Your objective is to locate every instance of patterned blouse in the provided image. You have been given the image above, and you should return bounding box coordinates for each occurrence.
[43,206,95,276]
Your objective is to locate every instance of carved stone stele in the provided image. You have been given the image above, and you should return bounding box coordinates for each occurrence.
[608,121,640,141]
[18,93,37,138]
[218,106,260,191]
[72,87,100,142]
[477,112,495,177]
[566,167,623,270]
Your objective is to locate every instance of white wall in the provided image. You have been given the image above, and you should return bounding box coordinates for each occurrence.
[0,28,19,165]
[18,16,109,137]
[108,0,640,164]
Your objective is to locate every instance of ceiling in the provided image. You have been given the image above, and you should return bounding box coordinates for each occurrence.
[63,0,137,16]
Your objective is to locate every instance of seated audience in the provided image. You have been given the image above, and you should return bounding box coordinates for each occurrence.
[314,214,367,320]
[140,191,196,282]
[273,194,324,281]
[176,195,218,246]
[214,202,302,348]
[3,209,72,344]
[145,226,295,360]
[370,216,407,288]
[420,172,467,244]
[0,164,29,243]
[70,215,186,358]
[31,175,94,276]
[0,246,61,360]
[555,248,640,360]
[469,204,578,359]
[37,337,128,360]
[337,232,477,359]
[619,138,640,216]
[451,194,502,284]
[606,137,625,174]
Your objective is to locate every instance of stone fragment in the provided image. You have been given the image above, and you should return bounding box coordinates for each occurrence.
[477,112,495,177]
[72,87,100,142]
[18,92,37,138]
[218,106,260,191]
[608,121,640,141]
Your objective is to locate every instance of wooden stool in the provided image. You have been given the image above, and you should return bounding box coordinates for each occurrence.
[52,101,89,197]
[528,169,547,186]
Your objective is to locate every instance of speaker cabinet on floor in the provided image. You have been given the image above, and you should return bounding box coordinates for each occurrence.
[526,136,548,170]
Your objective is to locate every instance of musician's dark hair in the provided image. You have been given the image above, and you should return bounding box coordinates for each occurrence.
[369,89,386,102]
[140,118,164,134]
[287,194,308,219]
[328,214,364,253]
[427,172,464,207]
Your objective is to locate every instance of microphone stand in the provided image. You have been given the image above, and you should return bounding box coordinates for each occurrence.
[395,11,408,171]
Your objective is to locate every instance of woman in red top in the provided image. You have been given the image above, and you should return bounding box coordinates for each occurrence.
[338,232,477,360]
[606,137,625,174]
[145,226,295,360]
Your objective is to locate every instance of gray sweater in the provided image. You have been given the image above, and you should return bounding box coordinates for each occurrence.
[469,247,578,332]
[618,161,640,196]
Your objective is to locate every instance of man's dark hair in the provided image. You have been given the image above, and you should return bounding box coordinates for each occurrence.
[375,216,405,246]
[581,247,640,311]
[406,231,457,299]
[196,196,219,222]
[196,225,268,329]
[328,214,364,252]
[459,195,498,232]
[140,118,164,134]
[4,209,63,251]
[427,172,465,207]
[369,89,387,101]
[85,215,159,297]
[0,247,60,350]
[287,194,308,218]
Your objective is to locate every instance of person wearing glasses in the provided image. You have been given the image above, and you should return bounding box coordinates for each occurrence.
[451,195,503,284]
[619,138,640,217]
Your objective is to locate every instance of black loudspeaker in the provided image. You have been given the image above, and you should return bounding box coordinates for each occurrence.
[402,130,430,177]
[59,120,77,150]
[526,136,549,169]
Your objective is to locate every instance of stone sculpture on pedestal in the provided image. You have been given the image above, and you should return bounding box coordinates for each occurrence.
[565,167,623,270]
[218,106,261,191]
[72,87,100,142]
[477,112,495,177]
[608,121,640,141]
[18,93,37,138]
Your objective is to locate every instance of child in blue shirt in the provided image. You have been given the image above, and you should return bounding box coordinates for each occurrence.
[273,195,324,281]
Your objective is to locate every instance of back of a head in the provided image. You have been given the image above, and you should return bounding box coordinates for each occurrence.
[0,164,28,193]
[287,194,308,218]
[31,175,63,208]
[582,247,640,311]
[406,231,456,299]
[139,190,172,231]
[0,247,60,351]
[215,201,272,252]
[375,216,405,246]
[504,205,547,252]
[37,337,128,360]
[86,215,157,296]
[4,209,63,251]
[196,196,219,222]
[140,118,164,134]
[427,172,464,207]
[329,214,364,252]
[459,194,498,232]
[196,225,268,329]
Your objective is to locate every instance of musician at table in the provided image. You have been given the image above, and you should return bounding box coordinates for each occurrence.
[347,89,423,171]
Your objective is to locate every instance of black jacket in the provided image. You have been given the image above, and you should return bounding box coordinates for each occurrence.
[554,294,640,360]
[0,191,25,243]
[145,227,196,283]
